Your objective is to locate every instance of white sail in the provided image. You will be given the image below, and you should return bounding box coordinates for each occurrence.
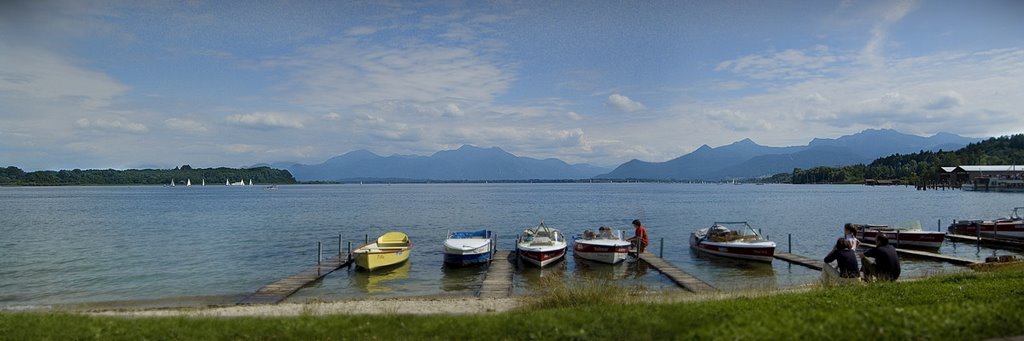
[249,179,253,186]
[225,179,230,186]
[186,179,192,186]
[171,179,175,187]
[202,179,205,186]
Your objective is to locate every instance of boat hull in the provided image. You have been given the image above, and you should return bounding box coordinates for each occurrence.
[573,241,630,264]
[689,234,775,262]
[949,220,1024,239]
[353,247,410,271]
[443,252,492,266]
[856,230,945,248]
[518,247,566,267]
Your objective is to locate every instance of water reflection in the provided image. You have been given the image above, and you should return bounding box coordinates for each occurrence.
[571,257,629,280]
[350,261,411,293]
[517,259,567,292]
[440,263,488,292]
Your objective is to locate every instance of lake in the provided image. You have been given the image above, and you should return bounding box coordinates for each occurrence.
[1,183,1020,309]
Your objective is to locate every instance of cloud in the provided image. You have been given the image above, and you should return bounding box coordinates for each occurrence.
[567,111,583,121]
[75,118,148,133]
[715,45,840,80]
[924,91,964,110]
[861,0,919,65]
[607,93,646,112]
[0,44,129,111]
[225,112,304,129]
[264,40,513,110]
[345,26,377,36]
[164,118,208,132]
[322,112,341,120]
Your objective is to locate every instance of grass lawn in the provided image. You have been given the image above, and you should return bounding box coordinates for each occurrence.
[2,266,1023,340]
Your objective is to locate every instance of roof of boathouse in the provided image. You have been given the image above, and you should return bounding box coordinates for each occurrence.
[953,165,1024,172]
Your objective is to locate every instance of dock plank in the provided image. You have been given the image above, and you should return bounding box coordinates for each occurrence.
[477,251,515,298]
[861,242,980,265]
[946,233,1024,250]
[774,252,825,271]
[237,255,352,305]
[637,251,716,294]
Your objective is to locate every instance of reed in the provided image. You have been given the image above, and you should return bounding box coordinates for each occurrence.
[522,276,645,309]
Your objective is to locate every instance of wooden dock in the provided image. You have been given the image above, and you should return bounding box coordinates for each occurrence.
[477,251,515,298]
[238,255,352,305]
[946,233,1024,250]
[860,242,980,266]
[773,252,825,271]
[637,251,716,294]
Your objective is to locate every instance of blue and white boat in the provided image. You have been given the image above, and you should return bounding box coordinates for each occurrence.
[443,229,494,266]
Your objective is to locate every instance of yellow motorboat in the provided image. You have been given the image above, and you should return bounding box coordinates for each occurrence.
[352,232,412,271]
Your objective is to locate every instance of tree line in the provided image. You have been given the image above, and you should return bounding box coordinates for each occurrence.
[0,165,296,186]
[790,134,1024,184]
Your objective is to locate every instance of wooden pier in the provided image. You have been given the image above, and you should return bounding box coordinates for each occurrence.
[860,242,980,266]
[238,254,352,305]
[946,233,1024,250]
[637,251,716,294]
[773,252,825,271]
[477,251,515,298]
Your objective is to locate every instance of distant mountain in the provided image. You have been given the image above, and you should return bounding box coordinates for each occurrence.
[283,145,609,181]
[597,129,981,180]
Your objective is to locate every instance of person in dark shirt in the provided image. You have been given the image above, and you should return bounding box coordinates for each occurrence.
[824,238,860,278]
[862,233,901,281]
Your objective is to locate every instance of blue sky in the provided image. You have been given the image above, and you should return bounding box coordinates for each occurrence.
[1,0,1022,170]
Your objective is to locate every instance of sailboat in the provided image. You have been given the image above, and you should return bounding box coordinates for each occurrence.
[248,179,253,186]
[202,179,205,186]
[186,179,192,187]
[171,179,175,187]
[225,179,230,186]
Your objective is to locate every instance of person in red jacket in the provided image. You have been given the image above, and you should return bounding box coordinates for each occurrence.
[627,219,649,253]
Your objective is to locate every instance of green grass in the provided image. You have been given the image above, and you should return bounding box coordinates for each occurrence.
[3,267,1024,340]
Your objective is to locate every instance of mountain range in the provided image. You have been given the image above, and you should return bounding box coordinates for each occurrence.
[597,129,980,180]
[274,145,609,181]
[268,129,980,182]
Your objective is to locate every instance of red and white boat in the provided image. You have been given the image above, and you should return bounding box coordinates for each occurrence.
[851,223,946,249]
[948,207,1024,239]
[516,222,567,267]
[573,227,631,264]
[690,222,775,262]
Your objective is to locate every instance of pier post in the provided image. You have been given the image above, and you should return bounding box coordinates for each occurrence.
[938,219,941,232]
[317,241,322,265]
[788,233,792,253]
[365,234,369,244]
[338,234,342,255]
[347,241,352,262]
[660,238,664,258]
[896,230,901,248]
[976,225,981,253]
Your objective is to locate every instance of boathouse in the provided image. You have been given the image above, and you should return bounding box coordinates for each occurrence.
[944,165,1024,184]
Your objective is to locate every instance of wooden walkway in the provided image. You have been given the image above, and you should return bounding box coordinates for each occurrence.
[773,252,825,271]
[946,233,1024,250]
[637,251,716,294]
[477,251,515,298]
[238,255,352,305]
[860,242,980,266]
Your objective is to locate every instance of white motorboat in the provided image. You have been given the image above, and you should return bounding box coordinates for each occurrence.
[573,227,630,264]
[690,221,775,262]
[516,222,567,267]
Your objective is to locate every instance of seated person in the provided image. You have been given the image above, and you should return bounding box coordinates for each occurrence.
[824,238,859,278]
[597,226,614,239]
[861,233,901,281]
[583,230,595,240]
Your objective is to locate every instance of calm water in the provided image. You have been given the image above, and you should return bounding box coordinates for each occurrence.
[1,184,1020,308]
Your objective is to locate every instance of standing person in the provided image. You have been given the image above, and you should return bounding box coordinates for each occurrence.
[627,219,649,253]
[824,238,859,279]
[862,233,901,281]
[843,223,861,250]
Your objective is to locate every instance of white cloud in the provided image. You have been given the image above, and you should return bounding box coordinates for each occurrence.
[715,45,840,80]
[607,93,646,112]
[322,112,341,120]
[567,111,583,121]
[265,40,513,110]
[225,112,304,129]
[223,144,261,154]
[0,44,129,111]
[75,118,148,133]
[345,26,377,36]
[861,0,919,66]
[164,118,208,133]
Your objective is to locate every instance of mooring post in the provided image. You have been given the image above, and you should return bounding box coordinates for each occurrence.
[788,233,792,253]
[896,230,901,248]
[347,241,352,262]
[938,219,941,232]
[976,225,981,252]
[365,234,369,244]
[317,241,322,265]
[660,238,664,258]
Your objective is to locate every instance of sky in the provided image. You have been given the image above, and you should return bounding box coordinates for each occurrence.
[1,0,1023,171]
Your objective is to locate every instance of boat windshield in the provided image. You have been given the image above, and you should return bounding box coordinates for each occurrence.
[709,222,763,241]
[581,227,622,240]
